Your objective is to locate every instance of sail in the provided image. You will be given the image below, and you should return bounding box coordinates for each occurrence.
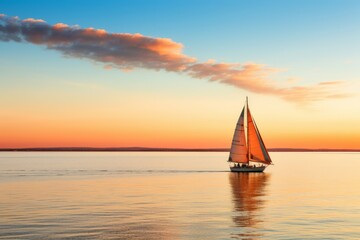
[229,107,249,163]
[247,106,272,164]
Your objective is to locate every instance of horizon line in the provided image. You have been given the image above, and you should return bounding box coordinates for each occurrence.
[0,147,359,152]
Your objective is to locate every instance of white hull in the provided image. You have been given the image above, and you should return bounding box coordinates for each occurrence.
[230,166,266,172]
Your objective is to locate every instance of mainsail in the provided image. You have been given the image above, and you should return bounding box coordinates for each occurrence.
[229,98,272,165]
[228,107,249,163]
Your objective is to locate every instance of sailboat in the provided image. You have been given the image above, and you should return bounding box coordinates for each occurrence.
[228,97,273,172]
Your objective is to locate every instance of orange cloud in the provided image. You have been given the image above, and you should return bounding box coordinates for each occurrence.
[52,23,69,30]
[186,62,281,93]
[0,13,349,103]
[186,61,349,103]
[0,14,195,71]
[22,18,45,23]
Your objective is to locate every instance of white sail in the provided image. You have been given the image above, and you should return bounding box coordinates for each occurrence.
[228,107,249,163]
[247,105,272,164]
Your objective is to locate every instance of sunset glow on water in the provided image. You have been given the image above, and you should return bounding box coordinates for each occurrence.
[1,152,359,239]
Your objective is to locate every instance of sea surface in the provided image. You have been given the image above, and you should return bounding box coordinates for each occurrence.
[0,152,359,239]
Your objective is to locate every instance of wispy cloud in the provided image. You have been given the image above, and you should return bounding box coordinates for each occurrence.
[185,61,350,102]
[0,14,349,103]
[0,14,195,72]
[185,61,282,94]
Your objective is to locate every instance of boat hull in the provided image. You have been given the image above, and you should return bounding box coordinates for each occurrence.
[230,166,266,172]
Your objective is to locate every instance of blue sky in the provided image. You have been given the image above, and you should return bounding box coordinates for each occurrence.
[3,0,360,81]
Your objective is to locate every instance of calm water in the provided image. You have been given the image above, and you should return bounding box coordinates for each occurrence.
[0,152,359,239]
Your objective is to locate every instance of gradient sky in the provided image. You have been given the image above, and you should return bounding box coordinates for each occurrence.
[1,0,360,148]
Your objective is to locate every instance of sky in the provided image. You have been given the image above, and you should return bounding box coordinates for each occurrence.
[1,0,360,149]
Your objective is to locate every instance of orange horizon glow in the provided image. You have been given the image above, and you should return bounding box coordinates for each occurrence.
[1,95,359,149]
[1,128,359,149]
[1,96,359,149]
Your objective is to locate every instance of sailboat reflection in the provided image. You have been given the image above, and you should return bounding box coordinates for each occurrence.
[229,172,270,238]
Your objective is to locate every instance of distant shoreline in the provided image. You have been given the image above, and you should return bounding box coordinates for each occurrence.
[0,147,359,152]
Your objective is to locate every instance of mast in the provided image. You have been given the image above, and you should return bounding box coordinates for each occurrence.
[246,96,250,165]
